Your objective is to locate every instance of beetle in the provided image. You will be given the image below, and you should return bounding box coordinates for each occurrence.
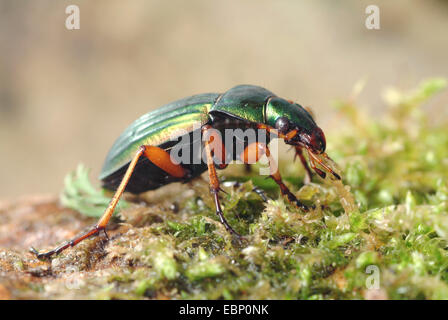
[31,84,340,259]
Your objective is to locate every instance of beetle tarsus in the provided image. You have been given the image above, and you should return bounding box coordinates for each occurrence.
[30,245,64,260]
[212,190,242,238]
[29,247,50,260]
[295,200,310,212]
[103,228,110,240]
[30,225,107,260]
[284,190,310,212]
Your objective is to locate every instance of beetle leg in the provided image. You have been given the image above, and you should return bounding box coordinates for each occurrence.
[240,142,310,212]
[30,145,187,259]
[202,125,241,237]
[202,124,228,170]
[294,146,313,184]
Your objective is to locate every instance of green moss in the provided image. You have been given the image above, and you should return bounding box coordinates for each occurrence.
[185,259,227,281]
[56,78,448,300]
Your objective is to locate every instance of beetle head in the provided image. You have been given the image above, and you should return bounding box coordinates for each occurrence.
[265,97,326,154]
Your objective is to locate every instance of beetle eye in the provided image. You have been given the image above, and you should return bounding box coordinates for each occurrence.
[275,117,290,133]
[310,127,326,153]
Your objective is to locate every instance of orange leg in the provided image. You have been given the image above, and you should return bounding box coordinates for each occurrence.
[240,142,310,211]
[202,125,240,237]
[30,145,186,259]
[201,125,228,170]
[295,146,313,183]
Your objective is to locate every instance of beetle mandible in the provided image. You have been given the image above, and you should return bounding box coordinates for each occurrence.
[31,84,340,259]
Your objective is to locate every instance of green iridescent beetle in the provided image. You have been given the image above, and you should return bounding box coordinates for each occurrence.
[31,84,340,259]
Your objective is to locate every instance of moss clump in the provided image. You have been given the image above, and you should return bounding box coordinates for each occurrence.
[6,78,446,300]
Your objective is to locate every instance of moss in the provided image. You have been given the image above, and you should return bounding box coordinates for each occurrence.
[1,78,447,299]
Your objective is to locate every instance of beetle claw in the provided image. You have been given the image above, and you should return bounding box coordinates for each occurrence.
[29,247,40,257]
[332,172,342,180]
[29,247,52,260]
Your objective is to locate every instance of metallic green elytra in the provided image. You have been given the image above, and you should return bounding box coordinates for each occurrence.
[99,93,217,180]
[100,84,327,194]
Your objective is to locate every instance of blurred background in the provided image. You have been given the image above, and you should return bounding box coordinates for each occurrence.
[0,0,447,197]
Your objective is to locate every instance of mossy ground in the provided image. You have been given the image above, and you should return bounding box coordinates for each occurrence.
[0,79,447,299]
